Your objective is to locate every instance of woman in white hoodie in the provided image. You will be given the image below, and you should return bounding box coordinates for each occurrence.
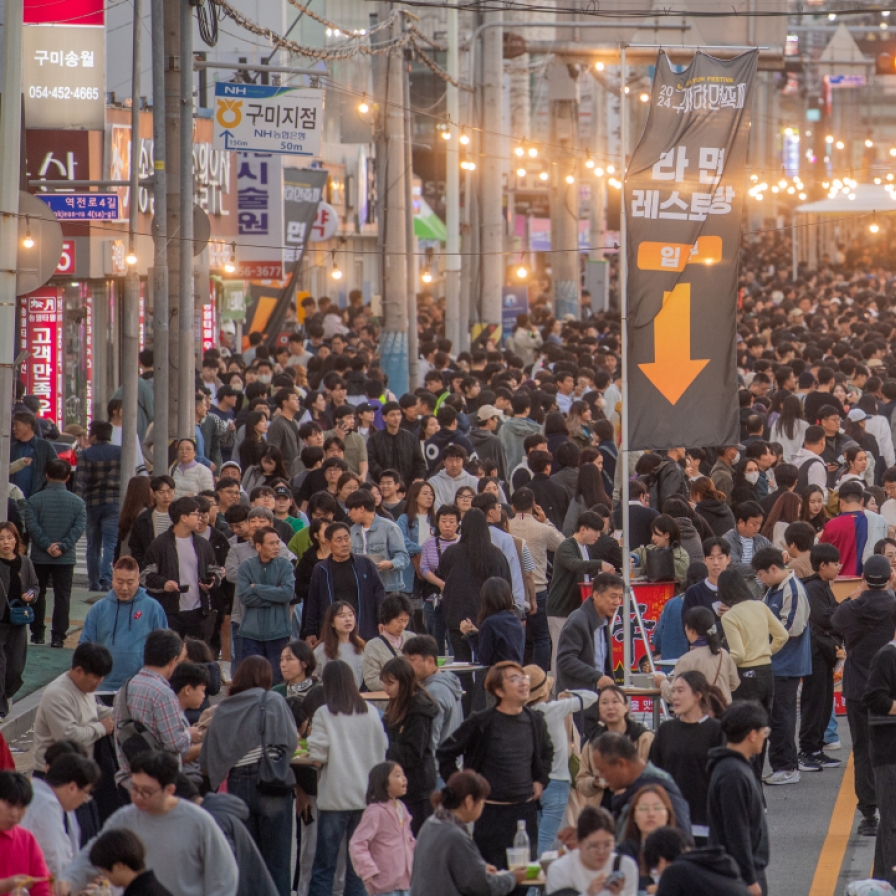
[307,659,388,896]
[524,663,598,855]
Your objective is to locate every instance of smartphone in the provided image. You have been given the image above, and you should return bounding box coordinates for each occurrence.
[606,871,626,886]
[179,584,190,593]
[201,576,215,587]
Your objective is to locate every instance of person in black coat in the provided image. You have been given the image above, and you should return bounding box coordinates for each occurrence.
[527,449,571,531]
[832,556,896,836]
[798,544,842,766]
[380,657,440,835]
[613,479,660,549]
[645,827,751,896]
[707,702,771,896]
[89,829,177,896]
[367,402,427,486]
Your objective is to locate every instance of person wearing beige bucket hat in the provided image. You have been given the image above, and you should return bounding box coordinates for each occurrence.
[523,663,598,855]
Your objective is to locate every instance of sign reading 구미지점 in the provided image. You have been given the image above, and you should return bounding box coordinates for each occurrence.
[214,83,323,157]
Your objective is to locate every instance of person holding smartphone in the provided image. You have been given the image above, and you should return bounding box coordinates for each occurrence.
[325,406,369,481]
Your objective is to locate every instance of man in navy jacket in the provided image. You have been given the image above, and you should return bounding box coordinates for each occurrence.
[302,521,385,643]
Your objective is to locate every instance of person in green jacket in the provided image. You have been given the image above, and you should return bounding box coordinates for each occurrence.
[546,511,616,676]
[631,514,691,593]
[22,458,87,646]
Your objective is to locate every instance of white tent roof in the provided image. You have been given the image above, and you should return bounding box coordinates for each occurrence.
[796,183,896,214]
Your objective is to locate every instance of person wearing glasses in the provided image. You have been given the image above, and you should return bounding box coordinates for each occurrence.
[61,751,238,896]
[436,661,553,876]
[140,497,223,640]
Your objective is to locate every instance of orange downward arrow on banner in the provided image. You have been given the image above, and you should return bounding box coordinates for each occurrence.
[638,282,709,405]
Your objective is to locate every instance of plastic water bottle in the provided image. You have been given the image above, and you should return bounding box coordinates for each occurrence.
[514,819,530,853]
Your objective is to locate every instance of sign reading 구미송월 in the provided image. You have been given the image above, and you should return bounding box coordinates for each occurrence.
[624,50,757,450]
[214,83,322,157]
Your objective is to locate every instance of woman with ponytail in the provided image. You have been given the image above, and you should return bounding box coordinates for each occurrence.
[411,770,526,896]
[653,606,740,704]
[648,670,725,845]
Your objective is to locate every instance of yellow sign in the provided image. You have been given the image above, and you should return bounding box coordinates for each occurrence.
[636,236,723,272]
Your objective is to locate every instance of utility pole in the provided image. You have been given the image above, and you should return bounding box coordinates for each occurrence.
[0,0,23,523]
[151,0,169,474]
[121,0,142,493]
[549,58,580,321]
[479,11,503,328]
[402,21,419,391]
[376,1,409,398]
[178,0,195,439]
[443,4,461,352]
[164,0,182,442]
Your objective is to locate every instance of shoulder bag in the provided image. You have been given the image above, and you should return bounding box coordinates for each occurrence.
[116,677,166,763]
[256,691,296,796]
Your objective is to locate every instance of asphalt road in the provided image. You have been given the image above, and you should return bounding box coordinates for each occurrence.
[765,715,877,896]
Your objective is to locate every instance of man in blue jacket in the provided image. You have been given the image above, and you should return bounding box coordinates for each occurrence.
[79,556,168,690]
[303,521,385,643]
[236,526,295,683]
[752,547,812,785]
[23,458,86,647]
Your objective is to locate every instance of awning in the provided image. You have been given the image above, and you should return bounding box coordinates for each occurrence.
[795,183,896,214]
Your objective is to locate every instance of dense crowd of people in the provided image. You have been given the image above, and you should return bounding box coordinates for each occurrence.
[4,240,896,896]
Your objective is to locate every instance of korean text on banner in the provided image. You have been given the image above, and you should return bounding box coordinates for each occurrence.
[625,50,757,450]
[282,168,329,269]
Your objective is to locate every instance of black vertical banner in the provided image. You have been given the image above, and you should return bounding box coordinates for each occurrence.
[625,51,757,450]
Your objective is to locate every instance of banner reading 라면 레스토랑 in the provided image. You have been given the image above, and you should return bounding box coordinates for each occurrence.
[625,50,757,450]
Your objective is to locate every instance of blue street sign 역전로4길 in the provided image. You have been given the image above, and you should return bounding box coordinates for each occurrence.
[37,192,119,220]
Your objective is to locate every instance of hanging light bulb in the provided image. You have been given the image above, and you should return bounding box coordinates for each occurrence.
[836,140,845,150]
[516,258,528,279]
[358,95,369,114]
[585,151,595,169]
[799,192,807,200]
[459,127,470,145]
[639,92,649,103]
[460,158,476,171]
[594,167,604,177]
[594,61,605,71]
[606,164,615,174]
[528,146,538,158]
[514,144,525,157]
[866,138,874,148]
[828,12,836,20]
[441,127,451,141]
[870,214,880,234]
[421,266,433,284]
[516,167,526,178]
[565,174,575,185]
[224,241,236,274]
[126,244,137,266]
[539,171,549,181]
[331,251,342,279]
[22,217,34,249]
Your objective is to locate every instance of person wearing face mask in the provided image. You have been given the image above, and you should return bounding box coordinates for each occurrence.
[729,459,761,507]
[710,445,743,508]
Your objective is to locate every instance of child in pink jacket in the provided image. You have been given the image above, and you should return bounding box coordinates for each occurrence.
[349,762,416,896]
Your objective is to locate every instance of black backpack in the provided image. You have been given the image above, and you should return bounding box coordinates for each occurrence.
[796,455,825,495]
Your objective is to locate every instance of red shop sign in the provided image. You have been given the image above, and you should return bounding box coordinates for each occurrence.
[19,288,65,424]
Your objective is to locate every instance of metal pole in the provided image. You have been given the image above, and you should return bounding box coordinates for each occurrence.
[0,0,23,523]
[480,11,504,328]
[402,45,419,390]
[121,0,142,492]
[178,0,195,440]
[151,0,169,475]
[377,1,410,397]
[443,3,460,355]
[619,44,632,686]
[792,219,798,283]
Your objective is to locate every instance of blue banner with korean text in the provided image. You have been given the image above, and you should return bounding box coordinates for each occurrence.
[624,50,757,450]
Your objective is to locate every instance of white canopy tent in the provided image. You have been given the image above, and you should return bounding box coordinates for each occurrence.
[792,184,896,277]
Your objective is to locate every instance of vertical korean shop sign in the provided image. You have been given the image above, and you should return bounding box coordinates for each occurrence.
[19,289,65,424]
[625,51,757,450]
[23,0,106,130]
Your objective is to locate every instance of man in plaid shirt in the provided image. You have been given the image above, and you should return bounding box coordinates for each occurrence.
[112,628,201,784]
[73,420,123,592]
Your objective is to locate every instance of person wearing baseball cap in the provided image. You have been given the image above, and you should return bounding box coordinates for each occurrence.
[468,405,508,484]
[523,663,598,854]
[832,552,896,839]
